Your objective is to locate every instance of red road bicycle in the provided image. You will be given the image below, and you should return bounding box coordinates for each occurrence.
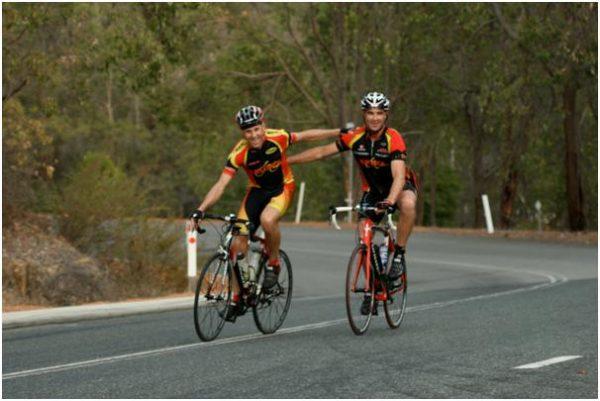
[329,205,407,335]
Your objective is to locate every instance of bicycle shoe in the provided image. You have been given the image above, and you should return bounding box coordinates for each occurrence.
[262,266,279,291]
[222,303,242,322]
[360,296,378,316]
[388,251,406,281]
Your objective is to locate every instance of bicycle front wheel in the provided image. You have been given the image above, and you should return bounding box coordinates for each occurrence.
[193,253,232,341]
[383,263,407,329]
[345,245,375,335]
[253,250,293,334]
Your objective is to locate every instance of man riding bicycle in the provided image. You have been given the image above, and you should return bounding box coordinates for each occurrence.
[287,92,418,315]
[190,105,342,319]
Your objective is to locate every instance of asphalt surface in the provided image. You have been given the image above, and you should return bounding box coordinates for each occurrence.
[2,226,597,398]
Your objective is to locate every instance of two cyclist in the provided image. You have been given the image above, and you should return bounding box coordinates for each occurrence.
[287,92,418,315]
[190,105,343,320]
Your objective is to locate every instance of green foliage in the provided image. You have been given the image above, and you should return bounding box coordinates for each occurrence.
[2,3,597,231]
[2,99,55,222]
[60,152,146,244]
[422,165,462,227]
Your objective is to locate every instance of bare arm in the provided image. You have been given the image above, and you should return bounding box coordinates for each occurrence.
[287,142,340,164]
[294,128,341,143]
[196,172,234,213]
[385,159,406,204]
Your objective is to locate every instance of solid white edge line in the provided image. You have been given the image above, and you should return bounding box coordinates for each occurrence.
[513,355,583,369]
[4,268,566,381]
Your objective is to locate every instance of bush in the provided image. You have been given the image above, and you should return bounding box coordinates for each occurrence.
[2,99,55,224]
[60,152,145,245]
[60,152,187,298]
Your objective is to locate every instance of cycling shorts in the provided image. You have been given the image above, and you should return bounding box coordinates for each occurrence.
[236,183,295,236]
[358,179,417,224]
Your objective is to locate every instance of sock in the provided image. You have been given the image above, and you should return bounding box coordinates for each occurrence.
[395,246,406,255]
[267,259,280,274]
[232,293,240,303]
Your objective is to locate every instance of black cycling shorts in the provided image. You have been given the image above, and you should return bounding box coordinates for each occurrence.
[236,183,295,236]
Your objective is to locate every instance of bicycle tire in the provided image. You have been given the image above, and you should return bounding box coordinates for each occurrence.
[345,245,375,335]
[253,250,293,334]
[193,253,232,341]
[383,263,407,329]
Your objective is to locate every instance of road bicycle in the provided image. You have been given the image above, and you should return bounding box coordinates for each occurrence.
[192,213,293,341]
[329,205,407,335]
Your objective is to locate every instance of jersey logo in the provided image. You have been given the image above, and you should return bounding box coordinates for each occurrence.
[358,158,388,169]
[254,160,282,177]
[265,147,278,155]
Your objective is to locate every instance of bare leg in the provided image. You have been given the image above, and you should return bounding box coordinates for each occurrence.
[260,206,282,264]
[395,190,417,248]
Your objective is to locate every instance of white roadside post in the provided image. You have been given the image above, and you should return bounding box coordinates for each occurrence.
[481,194,494,234]
[295,181,306,224]
[535,200,542,232]
[186,223,197,291]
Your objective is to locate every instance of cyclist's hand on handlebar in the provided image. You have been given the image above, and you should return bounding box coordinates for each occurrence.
[375,200,393,214]
[189,210,205,232]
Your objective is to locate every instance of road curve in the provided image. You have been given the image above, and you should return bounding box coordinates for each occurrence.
[3,226,597,398]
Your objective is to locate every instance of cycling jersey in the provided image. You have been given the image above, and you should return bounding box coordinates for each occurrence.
[336,126,418,196]
[223,129,297,191]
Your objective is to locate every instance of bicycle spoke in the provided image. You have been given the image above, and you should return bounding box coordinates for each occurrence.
[194,254,231,341]
[345,246,374,335]
[253,251,293,334]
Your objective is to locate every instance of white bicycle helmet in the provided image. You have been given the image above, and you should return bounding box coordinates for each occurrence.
[360,92,390,111]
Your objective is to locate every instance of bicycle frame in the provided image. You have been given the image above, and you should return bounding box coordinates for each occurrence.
[198,213,264,298]
[331,205,396,297]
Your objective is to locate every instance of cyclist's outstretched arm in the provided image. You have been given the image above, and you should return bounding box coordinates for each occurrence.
[196,172,234,213]
[294,128,342,143]
[287,142,340,165]
[385,159,406,204]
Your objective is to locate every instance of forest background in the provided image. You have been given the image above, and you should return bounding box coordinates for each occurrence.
[2,3,597,305]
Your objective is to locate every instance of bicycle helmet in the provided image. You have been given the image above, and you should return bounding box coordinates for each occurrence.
[235,105,264,129]
[360,92,390,111]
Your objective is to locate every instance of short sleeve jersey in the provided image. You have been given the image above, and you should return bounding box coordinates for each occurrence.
[223,129,297,191]
[336,126,412,195]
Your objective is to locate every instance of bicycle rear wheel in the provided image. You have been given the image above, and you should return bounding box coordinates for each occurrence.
[253,250,293,334]
[345,245,375,335]
[383,263,407,329]
[194,253,232,341]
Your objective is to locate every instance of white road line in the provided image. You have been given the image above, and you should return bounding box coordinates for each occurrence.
[3,270,566,381]
[514,355,582,369]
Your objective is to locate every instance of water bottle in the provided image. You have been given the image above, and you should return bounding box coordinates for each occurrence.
[248,249,261,283]
[379,243,388,269]
[237,253,250,285]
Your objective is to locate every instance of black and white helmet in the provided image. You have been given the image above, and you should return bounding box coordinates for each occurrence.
[235,105,264,129]
[360,92,390,111]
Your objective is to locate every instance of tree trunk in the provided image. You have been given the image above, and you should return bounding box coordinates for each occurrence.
[429,148,437,227]
[133,93,141,128]
[464,92,484,228]
[499,167,518,229]
[106,67,114,124]
[563,78,585,231]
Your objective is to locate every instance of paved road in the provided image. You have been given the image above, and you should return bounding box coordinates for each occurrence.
[3,226,597,398]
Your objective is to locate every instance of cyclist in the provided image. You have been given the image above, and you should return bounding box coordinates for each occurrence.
[287,92,418,315]
[190,105,343,320]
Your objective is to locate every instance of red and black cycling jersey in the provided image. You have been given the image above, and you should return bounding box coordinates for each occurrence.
[336,126,417,196]
[223,129,297,191]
